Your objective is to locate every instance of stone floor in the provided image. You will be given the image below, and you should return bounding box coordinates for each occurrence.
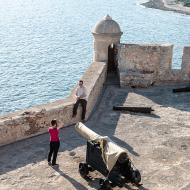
[0,83,190,190]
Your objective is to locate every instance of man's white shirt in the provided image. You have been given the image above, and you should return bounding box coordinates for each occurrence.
[76,86,87,100]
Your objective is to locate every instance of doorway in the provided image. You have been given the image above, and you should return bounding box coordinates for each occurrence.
[107,44,120,85]
[108,44,117,73]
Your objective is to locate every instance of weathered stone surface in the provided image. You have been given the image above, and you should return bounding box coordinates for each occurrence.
[120,70,155,87]
[181,46,190,80]
[117,44,166,87]
[158,44,173,81]
[0,83,190,190]
[92,15,122,34]
[117,44,190,87]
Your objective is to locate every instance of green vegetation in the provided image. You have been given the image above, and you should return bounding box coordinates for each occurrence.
[177,0,190,6]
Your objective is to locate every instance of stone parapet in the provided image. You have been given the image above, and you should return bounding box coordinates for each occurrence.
[158,44,173,81]
[117,44,173,87]
[0,62,107,146]
[117,44,190,87]
[181,46,190,80]
[119,70,155,88]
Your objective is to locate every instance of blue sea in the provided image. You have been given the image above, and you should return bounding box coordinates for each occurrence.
[0,0,190,115]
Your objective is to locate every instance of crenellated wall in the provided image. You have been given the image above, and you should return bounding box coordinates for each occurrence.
[117,44,190,87]
[0,62,107,146]
[181,46,190,80]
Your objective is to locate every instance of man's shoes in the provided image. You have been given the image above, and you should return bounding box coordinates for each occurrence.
[52,163,59,167]
[48,162,51,166]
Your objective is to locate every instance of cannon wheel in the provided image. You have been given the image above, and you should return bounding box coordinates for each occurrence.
[132,170,141,185]
[99,179,111,190]
[116,176,125,188]
[79,163,89,178]
[88,165,94,172]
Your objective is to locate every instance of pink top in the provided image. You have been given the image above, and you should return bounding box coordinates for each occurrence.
[48,127,60,142]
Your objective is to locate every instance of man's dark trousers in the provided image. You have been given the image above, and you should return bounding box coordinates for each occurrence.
[73,99,87,120]
[48,141,60,165]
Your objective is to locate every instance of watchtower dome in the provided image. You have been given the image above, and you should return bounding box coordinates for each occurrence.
[92,15,123,62]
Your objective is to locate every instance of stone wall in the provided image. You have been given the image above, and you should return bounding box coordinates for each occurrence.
[93,34,121,62]
[0,62,107,146]
[117,44,190,87]
[181,46,190,80]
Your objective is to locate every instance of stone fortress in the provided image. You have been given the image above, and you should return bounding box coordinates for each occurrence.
[0,15,190,146]
[93,15,190,87]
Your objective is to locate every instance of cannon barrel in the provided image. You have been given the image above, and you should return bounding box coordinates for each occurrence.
[173,87,190,93]
[113,106,153,113]
[75,122,100,140]
[75,122,125,153]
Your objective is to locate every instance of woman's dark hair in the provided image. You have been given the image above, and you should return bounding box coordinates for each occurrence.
[79,80,83,84]
[51,119,57,126]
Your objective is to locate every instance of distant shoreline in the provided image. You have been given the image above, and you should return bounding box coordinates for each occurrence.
[142,0,190,15]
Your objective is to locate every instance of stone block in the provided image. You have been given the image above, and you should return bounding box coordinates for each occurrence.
[181,46,190,80]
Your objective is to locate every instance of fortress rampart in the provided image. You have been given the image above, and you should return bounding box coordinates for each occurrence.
[117,44,190,87]
[0,15,189,146]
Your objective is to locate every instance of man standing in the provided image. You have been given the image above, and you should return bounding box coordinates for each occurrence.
[72,80,87,122]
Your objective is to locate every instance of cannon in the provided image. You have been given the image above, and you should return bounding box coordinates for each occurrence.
[113,106,154,114]
[75,122,141,189]
[172,87,190,93]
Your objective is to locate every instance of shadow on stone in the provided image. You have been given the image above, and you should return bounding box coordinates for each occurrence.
[87,77,140,157]
[111,136,140,157]
[118,111,160,118]
[125,183,150,190]
[52,166,89,190]
[87,177,103,190]
[132,84,190,112]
